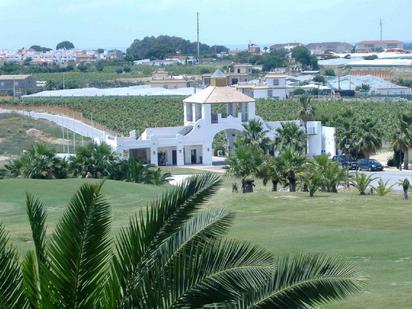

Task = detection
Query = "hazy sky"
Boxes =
[0,0,411,50]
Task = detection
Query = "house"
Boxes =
[109,70,335,165]
[202,64,252,87]
[235,73,288,99]
[270,43,302,52]
[306,42,353,55]
[0,75,37,96]
[149,68,190,89]
[355,40,404,52]
[248,43,261,54]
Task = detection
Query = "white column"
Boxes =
[150,146,158,165]
[177,145,184,166]
[202,103,211,124]
[247,101,256,119]
[202,143,213,166]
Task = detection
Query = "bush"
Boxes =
[293,88,305,95]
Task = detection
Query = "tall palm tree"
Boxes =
[257,157,282,192]
[277,146,306,192]
[297,95,316,134]
[274,122,306,154]
[354,118,382,159]
[392,113,412,170]
[241,119,270,151]
[0,175,365,308]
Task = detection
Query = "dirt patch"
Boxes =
[371,151,392,164]
[26,128,68,145]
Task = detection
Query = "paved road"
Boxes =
[352,169,412,191]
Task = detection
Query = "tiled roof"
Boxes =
[183,86,254,104]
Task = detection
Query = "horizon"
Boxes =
[0,0,411,51]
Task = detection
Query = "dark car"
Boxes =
[357,159,384,171]
[332,155,358,170]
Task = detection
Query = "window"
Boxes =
[0,82,4,87]
[237,68,240,73]
[273,79,279,86]
[268,89,273,97]
[14,81,19,86]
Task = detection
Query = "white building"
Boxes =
[109,70,335,166]
[235,73,288,99]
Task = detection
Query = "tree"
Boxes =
[274,122,306,154]
[337,118,382,159]
[5,144,67,179]
[299,162,323,197]
[324,68,336,76]
[256,50,288,71]
[351,173,377,195]
[69,142,117,178]
[257,157,282,192]
[56,41,75,50]
[297,95,316,135]
[291,46,318,69]
[392,113,412,170]
[29,45,52,52]
[240,119,270,151]
[277,146,306,192]
[0,175,364,308]
[226,141,264,193]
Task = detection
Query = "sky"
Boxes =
[0,0,411,50]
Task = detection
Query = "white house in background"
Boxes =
[109,70,335,166]
[235,73,288,99]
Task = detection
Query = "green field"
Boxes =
[0,178,412,308]
[3,97,412,139]
[0,113,91,158]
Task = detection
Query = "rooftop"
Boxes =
[0,74,32,80]
[183,85,254,104]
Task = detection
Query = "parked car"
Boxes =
[332,155,358,170]
[357,159,384,171]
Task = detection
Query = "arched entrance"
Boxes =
[212,128,242,165]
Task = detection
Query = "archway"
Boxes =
[212,128,242,165]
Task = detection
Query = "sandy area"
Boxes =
[26,128,68,145]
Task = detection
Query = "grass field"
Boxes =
[1,178,412,308]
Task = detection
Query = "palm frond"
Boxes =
[47,182,112,308]
[22,251,41,308]
[0,224,26,308]
[166,238,274,308]
[241,253,366,309]
[26,194,47,264]
[108,173,222,306]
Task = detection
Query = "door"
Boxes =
[191,149,197,164]
[172,150,177,165]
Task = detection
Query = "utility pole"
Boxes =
[197,12,200,64]
[379,18,383,41]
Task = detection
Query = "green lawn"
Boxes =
[1,178,412,308]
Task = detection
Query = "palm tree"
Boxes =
[241,119,270,152]
[257,157,282,192]
[5,144,67,179]
[226,141,264,193]
[297,95,316,134]
[392,113,412,170]
[311,155,347,193]
[274,122,306,154]
[69,142,117,178]
[0,174,365,308]
[299,162,322,197]
[350,173,378,195]
[277,146,306,192]
[353,118,382,159]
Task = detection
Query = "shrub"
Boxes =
[350,173,377,195]
[375,179,392,196]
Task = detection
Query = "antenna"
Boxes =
[197,12,200,64]
[379,18,383,41]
